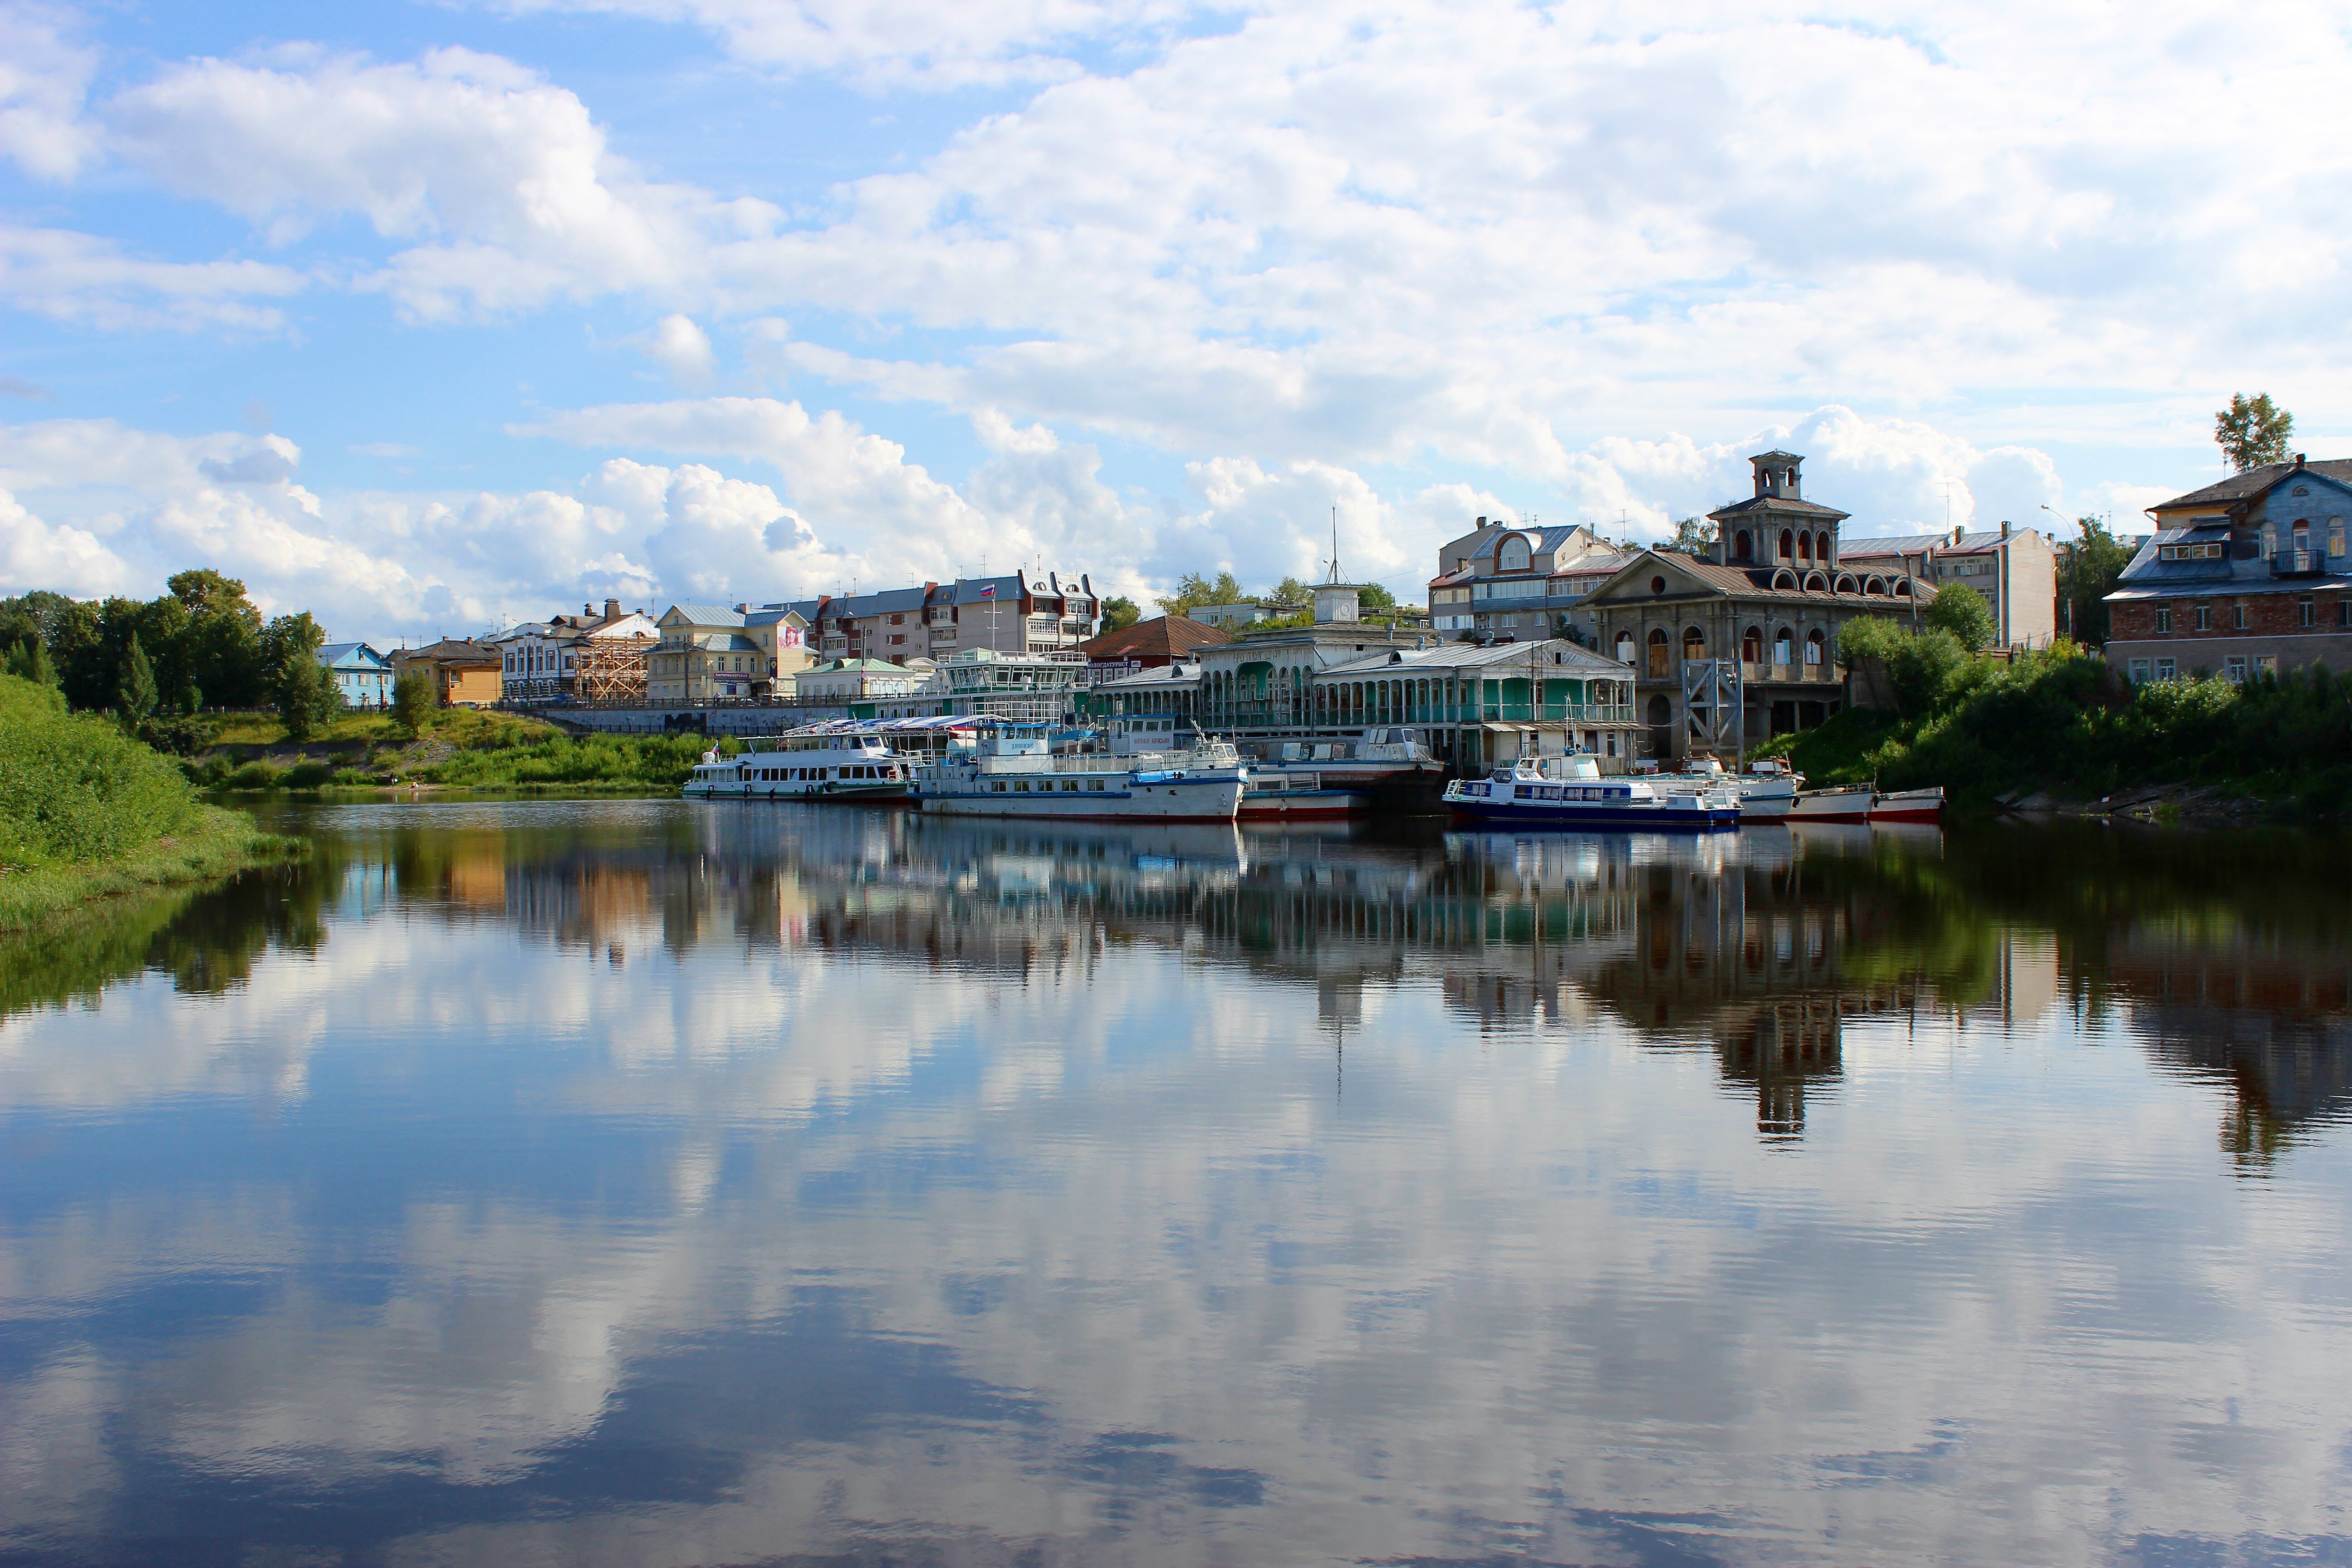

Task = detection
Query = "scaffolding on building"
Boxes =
[574,637,654,703]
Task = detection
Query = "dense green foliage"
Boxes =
[2216,392,2293,472]
[392,669,435,738]
[1099,596,1142,633]
[414,729,721,789]
[1760,636,2352,814]
[0,673,198,869]
[1,568,271,714]
[1923,581,1996,652]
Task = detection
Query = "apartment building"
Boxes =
[2105,455,2352,682]
[766,571,1099,665]
[647,603,813,704]
[1840,524,2056,648]
[499,599,662,702]
[1426,519,1627,642]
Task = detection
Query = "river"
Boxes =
[1,801,2347,1566]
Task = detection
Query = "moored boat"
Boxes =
[1867,786,1945,823]
[1786,785,1875,824]
[1662,755,1802,821]
[683,735,915,802]
[1444,754,1740,831]
[912,726,1247,822]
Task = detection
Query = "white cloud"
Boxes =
[105,48,776,322]
[641,313,715,385]
[0,1,99,179]
[0,225,304,331]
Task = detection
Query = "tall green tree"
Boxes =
[1098,596,1142,632]
[1357,582,1397,612]
[1157,570,1246,616]
[117,632,159,724]
[5,634,59,687]
[263,612,339,741]
[1263,576,1313,610]
[2055,514,2135,645]
[168,568,265,707]
[392,669,436,739]
[1924,581,1998,652]
[2216,393,2293,471]
[1671,515,1715,553]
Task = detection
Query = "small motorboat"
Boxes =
[1664,755,1801,821]
[1867,786,1945,823]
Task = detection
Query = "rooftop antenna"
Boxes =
[1327,505,1343,583]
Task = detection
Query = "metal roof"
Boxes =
[1318,637,1631,678]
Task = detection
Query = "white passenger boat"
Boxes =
[682,735,914,802]
[1662,755,1801,821]
[912,727,1247,822]
[1444,754,1740,831]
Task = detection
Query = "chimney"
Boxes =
[1475,515,1487,527]
[735,602,750,613]
[2295,452,2307,469]
[2000,520,2011,539]
[604,598,621,621]
[583,602,592,617]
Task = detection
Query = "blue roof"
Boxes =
[316,642,388,669]
[664,604,748,627]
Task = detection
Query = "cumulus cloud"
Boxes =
[641,313,715,385]
[106,48,776,321]
[0,225,304,331]
[0,1,99,179]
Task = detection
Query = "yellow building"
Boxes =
[648,604,813,703]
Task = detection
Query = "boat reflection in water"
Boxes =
[1,802,2349,1567]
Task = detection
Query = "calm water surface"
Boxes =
[2,802,2349,1567]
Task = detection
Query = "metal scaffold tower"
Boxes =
[574,639,652,703]
[1682,657,1743,757]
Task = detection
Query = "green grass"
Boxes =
[0,673,300,930]
[412,730,720,790]
[193,706,710,792]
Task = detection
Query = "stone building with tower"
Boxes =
[1580,451,1933,760]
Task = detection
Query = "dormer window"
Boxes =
[1498,534,1532,573]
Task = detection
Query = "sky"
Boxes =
[1,0,2346,646]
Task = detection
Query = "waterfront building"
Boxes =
[647,604,812,704]
[2103,455,2352,683]
[1084,661,1204,729]
[1078,613,1230,680]
[940,647,1092,724]
[501,600,662,702]
[1426,519,1627,640]
[767,571,1099,664]
[315,641,393,709]
[1581,451,1931,760]
[1841,524,2057,649]
[1313,638,1642,770]
[794,657,933,704]
[1190,583,1441,733]
[389,637,502,707]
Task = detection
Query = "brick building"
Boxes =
[2104,456,2352,683]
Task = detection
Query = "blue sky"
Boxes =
[2,0,2345,644]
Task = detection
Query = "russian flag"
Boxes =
[978,583,995,599]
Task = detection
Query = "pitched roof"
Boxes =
[395,637,500,665]
[315,642,387,667]
[665,603,748,627]
[1707,494,1851,522]
[1843,529,2026,558]
[1080,614,1233,660]
[1319,637,1631,678]
[2152,460,2352,512]
[1585,549,1933,607]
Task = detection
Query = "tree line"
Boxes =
[0,569,350,745]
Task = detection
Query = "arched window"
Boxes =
[1774,627,1794,664]
[1735,529,1753,561]
[1682,626,1707,660]
[1805,629,1825,666]
[1499,534,1532,573]
[1646,626,1670,678]
[1805,571,1830,593]
[1742,625,1763,662]
[1797,532,1813,562]
[1615,631,1636,665]
[1816,531,1833,564]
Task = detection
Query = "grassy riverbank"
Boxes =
[1753,640,2352,818]
[0,673,298,931]
[190,709,720,792]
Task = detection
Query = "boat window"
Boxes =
[1015,780,1030,791]
[992,781,1007,792]
[1088,779,1104,790]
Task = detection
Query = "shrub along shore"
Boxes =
[184,707,722,793]
[1755,629,2352,820]
[0,674,299,931]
